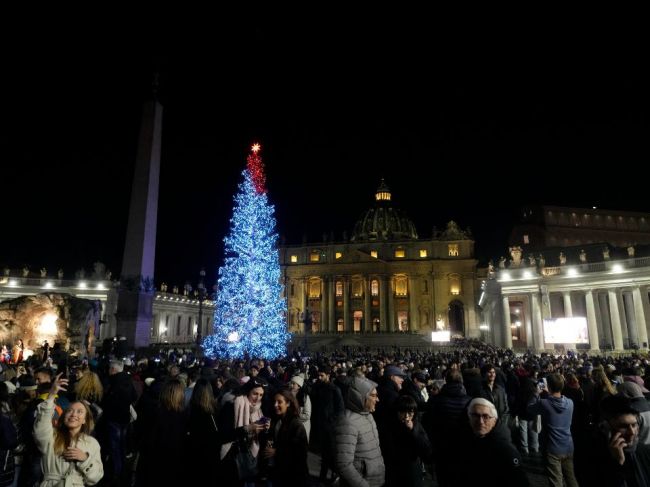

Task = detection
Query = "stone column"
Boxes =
[328,278,336,332]
[502,296,513,349]
[408,276,419,331]
[608,289,624,350]
[388,277,396,332]
[343,278,351,332]
[379,276,388,331]
[321,277,328,334]
[301,279,308,329]
[633,286,649,349]
[623,292,639,348]
[364,277,372,333]
[531,293,545,351]
[562,291,573,317]
[585,290,600,351]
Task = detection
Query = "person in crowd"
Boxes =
[592,366,617,422]
[382,395,431,487]
[72,366,103,405]
[399,372,428,417]
[375,365,407,452]
[218,377,270,486]
[263,387,308,487]
[33,374,103,486]
[335,376,385,487]
[136,378,187,485]
[289,375,312,442]
[99,359,137,486]
[187,378,220,485]
[514,371,540,456]
[34,368,69,426]
[584,394,650,485]
[479,364,510,426]
[455,398,528,487]
[310,365,344,483]
[423,369,471,487]
[528,373,579,487]
[618,381,650,445]
[0,383,18,487]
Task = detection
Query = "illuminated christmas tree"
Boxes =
[202,144,290,359]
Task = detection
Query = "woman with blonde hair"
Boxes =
[591,367,616,420]
[73,367,103,405]
[33,374,104,486]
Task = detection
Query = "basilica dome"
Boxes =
[351,180,418,242]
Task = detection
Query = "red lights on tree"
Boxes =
[247,143,266,194]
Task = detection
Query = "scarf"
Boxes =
[220,395,263,460]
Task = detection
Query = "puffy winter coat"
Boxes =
[335,377,385,487]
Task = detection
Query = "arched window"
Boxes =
[371,279,379,296]
[337,318,344,332]
[336,281,343,297]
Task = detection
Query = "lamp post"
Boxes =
[196,268,206,348]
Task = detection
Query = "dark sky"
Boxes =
[1,18,648,288]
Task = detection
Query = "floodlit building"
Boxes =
[280,181,481,349]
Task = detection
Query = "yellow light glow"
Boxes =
[290,255,298,263]
[395,249,405,258]
[420,249,427,258]
[335,252,342,259]
[251,143,261,153]
[370,250,378,258]
[38,313,58,336]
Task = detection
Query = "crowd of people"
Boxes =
[1,338,650,486]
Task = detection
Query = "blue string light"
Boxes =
[202,164,290,359]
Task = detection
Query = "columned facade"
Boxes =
[481,255,650,352]
[280,184,479,347]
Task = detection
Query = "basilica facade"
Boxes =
[279,181,481,343]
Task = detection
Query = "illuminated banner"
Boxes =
[543,317,589,344]
[431,331,451,342]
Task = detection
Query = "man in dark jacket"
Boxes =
[423,370,471,487]
[101,359,138,485]
[478,364,510,427]
[583,394,650,486]
[456,398,529,487]
[311,366,344,483]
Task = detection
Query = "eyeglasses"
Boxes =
[470,413,495,422]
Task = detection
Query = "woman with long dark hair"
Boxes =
[218,377,270,486]
[33,374,103,486]
[187,378,221,484]
[136,378,187,486]
[263,387,309,487]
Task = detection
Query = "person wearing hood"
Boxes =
[455,398,528,487]
[618,381,650,445]
[334,376,385,487]
[527,373,579,487]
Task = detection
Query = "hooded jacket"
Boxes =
[528,394,574,455]
[335,377,385,487]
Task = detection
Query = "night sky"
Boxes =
[1,19,647,289]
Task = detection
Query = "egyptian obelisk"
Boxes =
[116,77,162,349]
